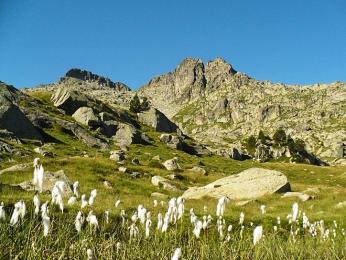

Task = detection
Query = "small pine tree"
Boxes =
[258,130,270,144]
[140,97,150,111]
[245,135,257,154]
[129,94,141,113]
[273,128,287,146]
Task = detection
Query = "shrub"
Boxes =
[273,128,287,146]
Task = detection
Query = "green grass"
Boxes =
[1,90,346,259]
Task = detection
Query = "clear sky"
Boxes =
[0,0,345,89]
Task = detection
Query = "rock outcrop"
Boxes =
[72,107,100,127]
[138,107,178,132]
[182,168,291,200]
[0,83,43,140]
[113,123,147,146]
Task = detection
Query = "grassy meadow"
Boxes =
[1,99,346,259]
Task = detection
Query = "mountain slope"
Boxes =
[138,57,346,159]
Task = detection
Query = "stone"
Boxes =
[0,163,31,175]
[131,158,140,165]
[151,175,178,191]
[51,88,94,115]
[54,117,109,149]
[168,173,184,180]
[160,134,172,143]
[281,192,314,202]
[17,170,73,195]
[188,166,207,176]
[110,150,125,162]
[150,192,169,200]
[163,158,181,171]
[130,172,142,178]
[335,201,346,209]
[137,107,178,132]
[113,123,146,146]
[182,168,291,200]
[72,107,100,127]
[103,180,112,189]
[33,147,53,157]
[152,155,161,161]
[118,167,127,173]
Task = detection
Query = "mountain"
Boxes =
[0,60,345,166]
[138,57,346,159]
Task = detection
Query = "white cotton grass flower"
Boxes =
[253,225,263,245]
[75,211,84,233]
[115,199,121,208]
[68,196,77,206]
[273,225,278,232]
[216,196,228,217]
[120,210,126,226]
[89,189,97,205]
[73,181,79,198]
[277,216,281,225]
[145,218,152,238]
[260,205,266,214]
[10,202,21,225]
[129,223,139,239]
[81,194,88,209]
[42,215,50,237]
[157,213,163,230]
[193,220,203,239]
[131,211,138,223]
[161,213,170,233]
[153,199,158,208]
[104,210,109,224]
[41,201,49,218]
[116,242,121,254]
[239,212,245,225]
[171,248,182,260]
[292,202,299,222]
[19,201,26,219]
[137,204,147,225]
[87,211,98,230]
[0,202,5,221]
[32,194,40,215]
[87,248,95,260]
[33,158,44,193]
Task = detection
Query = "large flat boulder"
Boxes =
[182,168,291,200]
[16,170,73,195]
[137,107,178,133]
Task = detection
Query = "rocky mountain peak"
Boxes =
[61,68,130,92]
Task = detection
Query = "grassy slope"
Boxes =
[0,90,345,258]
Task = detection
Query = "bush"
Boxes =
[129,94,150,113]
[273,128,287,146]
[129,94,142,113]
[245,135,257,154]
[258,130,270,144]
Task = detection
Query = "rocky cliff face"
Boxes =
[138,58,346,158]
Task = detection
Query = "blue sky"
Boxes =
[0,0,345,89]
